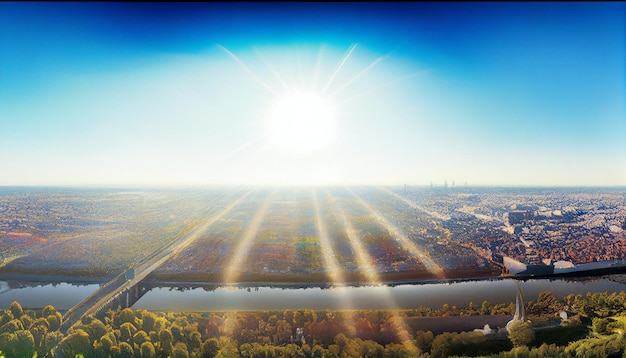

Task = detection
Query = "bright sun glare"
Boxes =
[219,43,386,168]
[268,92,336,152]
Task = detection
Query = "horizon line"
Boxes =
[1,183,625,190]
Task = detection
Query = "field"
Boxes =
[0,187,624,285]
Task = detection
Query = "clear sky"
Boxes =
[1,2,624,187]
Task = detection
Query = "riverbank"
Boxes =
[143,267,503,286]
[1,265,625,291]
[0,272,110,285]
[0,266,502,288]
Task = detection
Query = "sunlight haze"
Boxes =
[0,2,624,187]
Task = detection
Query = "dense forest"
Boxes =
[2,290,626,357]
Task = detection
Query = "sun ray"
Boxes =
[320,43,358,96]
[223,190,274,285]
[311,44,327,91]
[347,187,445,278]
[253,47,291,93]
[217,44,278,96]
[339,69,430,105]
[327,55,387,99]
[311,188,346,286]
[324,189,379,283]
[296,45,308,91]
[378,187,450,221]
[312,189,359,332]
[325,188,419,352]
[213,136,264,166]
[170,189,253,254]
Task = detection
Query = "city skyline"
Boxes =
[1,2,624,187]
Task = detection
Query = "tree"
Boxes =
[238,342,253,357]
[0,312,13,328]
[464,301,477,316]
[14,330,35,358]
[360,339,384,358]
[0,319,24,334]
[19,314,32,331]
[120,322,138,343]
[99,331,117,351]
[440,303,451,316]
[117,308,138,326]
[430,331,486,358]
[201,338,219,358]
[379,315,409,345]
[430,333,454,358]
[171,325,184,342]
[334,333,359,357]
[141,311,157,332]
[140,341,156,358]
[273,319,292,344]
[118,341,134,358]
[592,317,612,335]
[414,330,434,353]
[172,342,190,358]
[46,314,61,332]
[355,317,378,341]
[30,318,49,351]
[565,334,626,357]
[216,336,238,357]
[311,344,324,358]
[133,330,150,346]
[42,305,57,318]
[384,342,417,358]
[79,318,107,342]
[480,301,491,315]
[507,320,535,347]
[0,330,35,358]
[9,302,23,319]
[40,331,64,356]
[283,343,301,357]
[159,328,173,355]
[528,291,562,315]
[54,329,92,357]
[189,331,202,351]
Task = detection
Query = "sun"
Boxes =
[215,43,394,185]
[218,43,382,157]
[267,92,336,152]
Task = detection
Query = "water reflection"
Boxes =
[1,277,626,312]
[133,277,626,311]
[0,281,99,310]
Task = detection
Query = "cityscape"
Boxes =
[1,1,624,357]
[1,186,625,284]
[1,186,626,357]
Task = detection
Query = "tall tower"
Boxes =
[506,282,527,332]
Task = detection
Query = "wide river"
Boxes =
[2,276,626,311]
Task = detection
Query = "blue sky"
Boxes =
[1,2,624,186]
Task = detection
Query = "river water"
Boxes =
[2,276,626,311]
[0,281,99,310]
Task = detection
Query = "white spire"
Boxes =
[506,282,526,332]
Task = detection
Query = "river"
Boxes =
[2,276,626,312]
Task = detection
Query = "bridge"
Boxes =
[59,192,250,332]
[60,250,171,332]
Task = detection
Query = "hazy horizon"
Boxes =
[1,184,626,191]
[1,2,624,187]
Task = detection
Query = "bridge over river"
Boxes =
[58,194,249,332]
